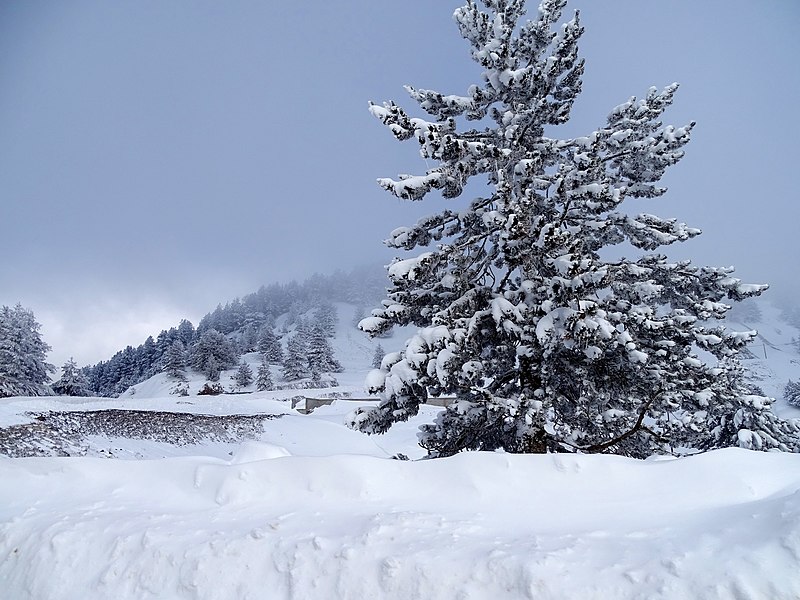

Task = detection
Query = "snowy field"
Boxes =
[2,301,800,598]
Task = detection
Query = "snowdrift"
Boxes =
[2,447,799,599]
[2,300,800,598]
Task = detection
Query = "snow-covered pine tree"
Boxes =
[306,325,343,374]
[314,301,338,337]
[256,357,274,391]
[52,357,90,396]
[282,334,309,381]
[0,304,54,397]
[162,340,187,380]
[190,329,237,380]
[257,326,284,364]
[176,319,196,347]
[350,0,800,457]
[205,356,221,382]
[785,381,800,408]
[310,366,322,388]
[233,360,254,389]
[727,298,763,325]
[372,343,385,370]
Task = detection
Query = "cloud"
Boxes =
[35,295,197,370]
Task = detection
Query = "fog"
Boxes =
[1,0,797,368]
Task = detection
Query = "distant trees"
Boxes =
[176,319,196,347]
[52,358,90,396]
[162,341,187,380]
[0,304,54,397]
[256,357,274,391]
[315,301,338,337]
[233,360,254,389]
[352,306,366,329]
[85,319,197,396]
[306,326,342,374]
[239,324,260,354]
[372,344,385,370]
[281,305,344,384]
[283,335,309,381]
[81,271,375,396]
[785,381,800,408]
[257,326,284,364]
[191,329,238,381]
[727,299,763,324]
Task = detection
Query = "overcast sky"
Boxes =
[1,0,798,369]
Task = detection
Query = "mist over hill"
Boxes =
[81,265,390,397]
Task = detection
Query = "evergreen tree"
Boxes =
[240,324,259,353]
[139,336,158,378]
[162,340,187,380]
[727,299,763,324]
[372,343,385,370]
[282,334,309,381]
[190,329,237,380]
[315,301,338,337]
[52,357,90,397]
[306,325,343,373]
[233,360,254,389]
[349,0,800,457]
[205,356,221,382]
[0,304,54,397]
[785,381,800,408]
[294,316,313,343]
[177,319,196,346]
[256,357,274,391]
[310,365,322,388]
[257,326,284,364]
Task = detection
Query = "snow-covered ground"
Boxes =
[1,300,800,598]
[728,302,800,420]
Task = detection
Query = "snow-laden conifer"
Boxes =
[306,326,343,374]
[314,301,338,338]
[257,326,284,364]
[282,335,309,381]
[190,329,237,380]
[0,304,54,397]
[233,360,254,389]
[785,381,800,408]
[162,341,187,380]
[52,358,90,397]
[256,357,274,391]
[372,344,385,370]
[350,0,800,457]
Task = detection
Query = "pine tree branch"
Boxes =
[495,269,514,294]
[582,391,662,453]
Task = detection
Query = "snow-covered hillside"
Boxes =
[117,302,408,401]
[727,302,800,419]
[1,300,800,598]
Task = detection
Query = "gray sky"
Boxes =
[1,0,798,369]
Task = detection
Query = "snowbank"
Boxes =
[2,299,800,598]
[1,448,799,599]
